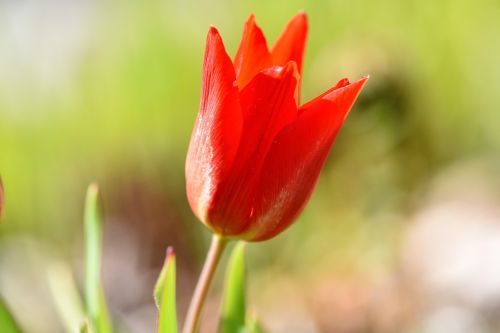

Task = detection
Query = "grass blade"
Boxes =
[0,176,4,220]
[245,311,267,333]
[218,242,246,333]
[80,320,93,333]
[84,183,112,333]
[156,247,178,333]
[0,296,22,333]
[46,262,86,333]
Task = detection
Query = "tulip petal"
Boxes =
[244,76,368,241]
[233,15,272,90]
[186,27,242,223]
[207,62,299,235]
[238,61,299,155]
[271,12,308,73]
[299,77,353,112]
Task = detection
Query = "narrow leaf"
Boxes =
[218,242,246,333]
[97,289,112,333]
[0,175,4,220]
[245,311,267,333]
[84,183,113,333]
[157,248,178,333]
[80,320,93,333]
[46,262,86,333]
[154,247,173,309]
[0,297,22,333]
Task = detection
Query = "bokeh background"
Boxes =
[2,0,500,332]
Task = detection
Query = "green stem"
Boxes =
[182,234,228,333]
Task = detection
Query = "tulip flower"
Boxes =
[183,14,367,332]
[186,13,368,242]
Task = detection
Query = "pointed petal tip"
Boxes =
[208,25,221,37]
[244,13,267,39]
[260,60,299,81]
[336,75,369,88]
[287,61,301,84]
[292,11,308,34]
[294,11,308,24]
[244,14,259,30]
[206,26,229,54]
[246,13,263,33]
[335,78,351,88]
[277,60,300,82]
[300,75,369,110]
[283,60,299,74]
[335,75,369,95]
[353,75,370,88]
[270,12,308,71]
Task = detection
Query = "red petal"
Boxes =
[237,61,299,170]
[207,62,299,235]
[233,15,272,90]
[271,12,308,73]
[300,76,367,114]
[243,76,368,241]
[185,27,242,225]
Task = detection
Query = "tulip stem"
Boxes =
[182,234,228,333]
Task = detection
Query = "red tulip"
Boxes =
[186,13,368,241]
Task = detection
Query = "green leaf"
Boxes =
[46,262,86,333]
[157,248,178,333]
[245,311,267,333]
[218,242,246,333]
[0,296,22,333]
[80,320,93,333]
[84,183,113,333]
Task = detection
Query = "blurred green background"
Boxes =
[2,0,500,332]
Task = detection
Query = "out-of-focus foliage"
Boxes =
[1,0,500,332]
[156,248,178,333]
[0,297,22,333]
[219,242,246,333]
[84,184,112,333]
